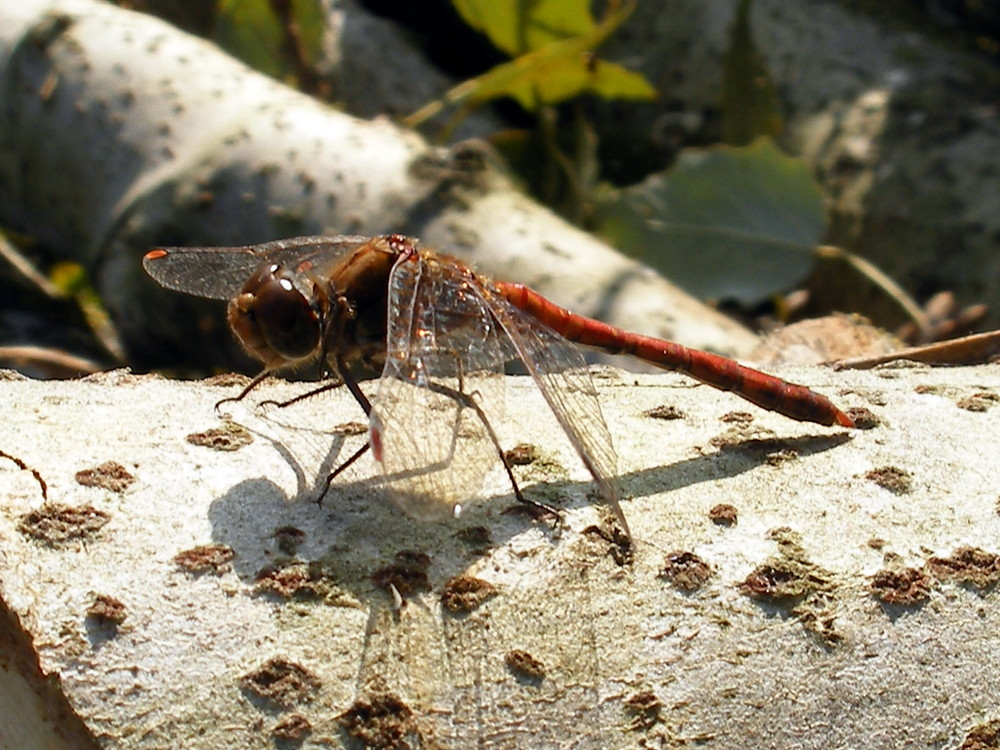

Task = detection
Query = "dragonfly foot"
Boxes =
[504,495,566,535]
[258,397,289,410]
[583,524,633,564]
[213,395,240,413]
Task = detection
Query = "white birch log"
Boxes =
[1,362,998,749]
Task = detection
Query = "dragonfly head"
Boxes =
[227,261,324,367]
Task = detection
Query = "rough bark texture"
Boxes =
[1,363,999,749]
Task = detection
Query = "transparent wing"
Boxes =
[371,251,511,520]
[483,285,627,535]
[143,235,371,300]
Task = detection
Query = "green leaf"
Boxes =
[291,0,325,68]
[49,262,125,362]
[214,0,324,82]
[215,0,285,79]
[438,3,654,112]
[452,0,596,56]
[594,139,825,304]
[585,60,659,100]
[467,45,655,109]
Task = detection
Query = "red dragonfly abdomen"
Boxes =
[498,282,854,428]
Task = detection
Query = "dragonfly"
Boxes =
[144,234,853,538]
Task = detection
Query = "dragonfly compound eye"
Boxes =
[228,265,321,364]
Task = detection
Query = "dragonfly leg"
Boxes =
[317,440,371,505]
[314,358,376,503]
[0,449,48,501]
[215,368,274,412]
[337,355,373,416]
[426,379,565,531]
[251,355,371,416]
[258,377,345,410]
[263,357,372,503]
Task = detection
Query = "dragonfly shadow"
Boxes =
[618,432,854,499]
[226,401,357,500]
[202,468,551,612]
[202,406,850,610]
[509,431,853,523]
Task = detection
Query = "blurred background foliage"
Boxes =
[110,0,834,311]
[3,0,996,376]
